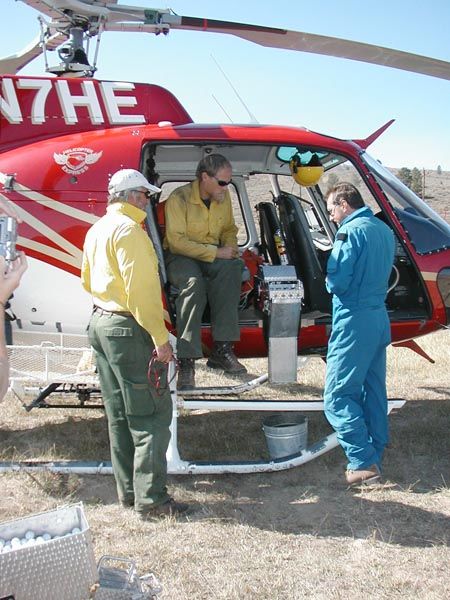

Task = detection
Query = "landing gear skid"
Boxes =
[2,371,406,475]
[168,386,405,473]
[22,383,102,411]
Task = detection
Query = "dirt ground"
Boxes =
[0,331,449,599]
[1,170,449,597]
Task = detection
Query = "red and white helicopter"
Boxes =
[0,0,449,475]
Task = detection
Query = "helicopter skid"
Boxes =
[175,373,269,397]
[0,399,405,475]
[166,398,404,474]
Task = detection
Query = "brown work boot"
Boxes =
[206,342,247,374]
[119,497,134,508]
[345,464,381,486]
[177,358,195,390]
[138,497,190,520]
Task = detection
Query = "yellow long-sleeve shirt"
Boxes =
[163,180,238,263]
[81,202,169,347]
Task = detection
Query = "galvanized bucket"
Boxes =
[262,413,308,459]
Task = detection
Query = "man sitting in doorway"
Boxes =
[164,154,246,390]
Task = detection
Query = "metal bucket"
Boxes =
[262,413,308,459]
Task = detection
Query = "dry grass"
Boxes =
[0,330,449,599]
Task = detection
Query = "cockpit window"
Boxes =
[277,157,381,216]
[276,146,346,171]
[363,152,450,254]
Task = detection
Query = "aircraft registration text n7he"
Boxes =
[0,77,145,126]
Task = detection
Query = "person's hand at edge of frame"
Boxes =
[0,252,28,304]
[0,197,22,223]
[154,340,173,364]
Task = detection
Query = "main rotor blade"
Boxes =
[0,32,65,74]
[167,17,450,81]
[19,0,112,19]
[10,2,450,81]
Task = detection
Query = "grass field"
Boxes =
[0,329,449,599]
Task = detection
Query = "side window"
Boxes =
[159,181,190,203]
[246,174,276,210]
[278,161,382,215]
[318,163,380,214]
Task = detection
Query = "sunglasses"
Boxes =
[136,189,154,199]
[212,175,232,187]
[327,201,343,215]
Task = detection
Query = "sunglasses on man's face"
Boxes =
[212,175,232,187]
[136,189,154,199]
[327,200,344,215]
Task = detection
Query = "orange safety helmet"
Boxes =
[289,153,324,187]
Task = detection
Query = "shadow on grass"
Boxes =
[1,399,448,549]
[2,399,447,485]
[176,399,449,488]
[179,476,450,548]
[0,412,110,460]
[417,385,450,398]
[172,399,450,548]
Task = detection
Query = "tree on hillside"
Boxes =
[397,167,424,197]
[398,167,412,188]
[325,172,339,189]
[411,167,423,196]
[437,165,442,175]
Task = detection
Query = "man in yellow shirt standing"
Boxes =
[164,154,246,390]
[81,169,188,518]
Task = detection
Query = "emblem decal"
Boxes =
[53,147,103,175]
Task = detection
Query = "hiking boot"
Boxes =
[119,497,134,508]
[345,464,381,486]
[138,497,190,520]
[206,342,247,374]
[177,358,195,390]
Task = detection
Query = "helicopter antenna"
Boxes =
[212,94,234,123]
[210,54,259,124]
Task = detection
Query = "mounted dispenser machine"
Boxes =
[255,265,303,383]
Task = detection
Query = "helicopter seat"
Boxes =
[155,200,167,240]
[276,193,331,314]
[256,201,283,265]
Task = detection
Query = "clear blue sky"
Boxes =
[1,0,449,169]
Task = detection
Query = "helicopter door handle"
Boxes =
[387,264,400,294]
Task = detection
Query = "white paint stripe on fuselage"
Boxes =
[0,172,98,224]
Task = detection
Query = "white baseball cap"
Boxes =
[108,169,161,194]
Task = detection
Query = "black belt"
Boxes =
[93,306,133,317]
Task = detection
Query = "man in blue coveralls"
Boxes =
[324,182,395,486]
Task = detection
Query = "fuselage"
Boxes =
[1,75,449,356]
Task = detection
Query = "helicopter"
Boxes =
[0,0,449,476]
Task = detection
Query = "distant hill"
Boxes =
[390,168,450,222]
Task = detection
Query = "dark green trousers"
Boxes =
[166,254,243,359]
[88,310,172,511]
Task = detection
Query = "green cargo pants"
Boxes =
[165,254,243,359]
[88,309,172,512]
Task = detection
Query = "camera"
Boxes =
[0,216,18,265]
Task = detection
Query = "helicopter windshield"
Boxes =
[362,153,450,255]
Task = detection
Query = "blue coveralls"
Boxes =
[324,206,395,471]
